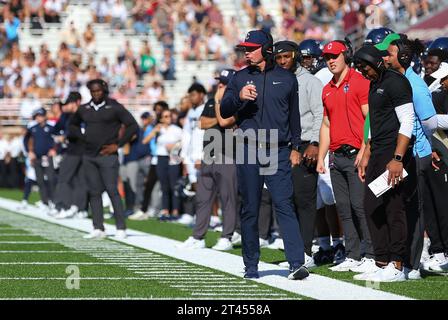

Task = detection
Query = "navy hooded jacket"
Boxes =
[220,64,301,149]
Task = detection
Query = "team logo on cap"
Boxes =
[327,43,333,50]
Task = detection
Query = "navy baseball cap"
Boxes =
[238,30,270,48]
[140,111,152,119]
[32,107,47,119]
[214,69,236,85]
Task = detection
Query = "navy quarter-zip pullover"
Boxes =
[25,121,55,158]
[220,64,301,149]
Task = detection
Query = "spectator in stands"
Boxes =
[131,0,150,34]
[141,80,166,105]
[98,57,112,80]
[90,0,111,24]
[82,23,96,56]
[205,29,226,61]
[110,0,128,30]
[258,13,275,34]
[4,10,20,47]
[8,0,25,22]
[160,47,175,80]
[206,0,223,32]
[25,0,44,22]
[139,40,156,76]
[44,0,63,23]
[61,21,80,51]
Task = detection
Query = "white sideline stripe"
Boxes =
[0,234,40,236]
[0,241,55,244]
[0,277,159,281]
[0,262,187,266]
[0,198,413,300]
[0,251,80,253]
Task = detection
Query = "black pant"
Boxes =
[34,157,56,205]
[83,154,126,231]
[364,149,414,263]
[141,164,158,212]
[405,154,431,270]
[54,154,83,210]
[424,160,448,254]
[292,163,318,256]
[155,156,181,212]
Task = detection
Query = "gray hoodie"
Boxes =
[295,67,324,143]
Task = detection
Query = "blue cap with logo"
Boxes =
[215,69,236,85]
[32,107,47,119]
[238,30,270,47]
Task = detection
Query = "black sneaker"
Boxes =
[288,266,309,280]
[333,243,346,265]
[244,267,259,279]
[313,247,334,265]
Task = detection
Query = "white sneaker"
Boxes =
[115,230,127,239]
[177,214,195,225]
[128,210,149,221]
[76,211,88,219]
[209,215,221,228]
[329,258,361,272]
[353,266,383,281]
[178,236,205,249]
[104,213,113,219]
[212,238,233,251]
[83,229,107,239]
[369,262,406,282]
[146,208,157,218]
[423,253,448,271]
[17,200,29,210]
[304,254,316,268]
[350,257,378,273]
[404,268,422,280]
[213,225,223,232]
[266,238,284,250]
[259,238,269,248]
[231,232,241,246]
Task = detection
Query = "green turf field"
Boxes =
[0,207,305,299]
[1,188,447,300]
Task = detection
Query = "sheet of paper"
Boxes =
[368,169,408,198]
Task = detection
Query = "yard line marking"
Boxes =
[170,284,260,288]
[0,241,55,244]
[0,262,193,266]
[191,293,286,296]
[0,198,414,300]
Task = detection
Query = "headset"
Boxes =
[391,35,413,69]
[87,78,109,95]
[260,30,274,59]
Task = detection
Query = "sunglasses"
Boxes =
[162,114,171,118]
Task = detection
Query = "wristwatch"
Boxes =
[393,154,403,162]
[310,141,319,147]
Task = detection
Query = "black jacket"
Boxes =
[69,98,138,156]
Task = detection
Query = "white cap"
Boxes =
[431,62,448,79]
